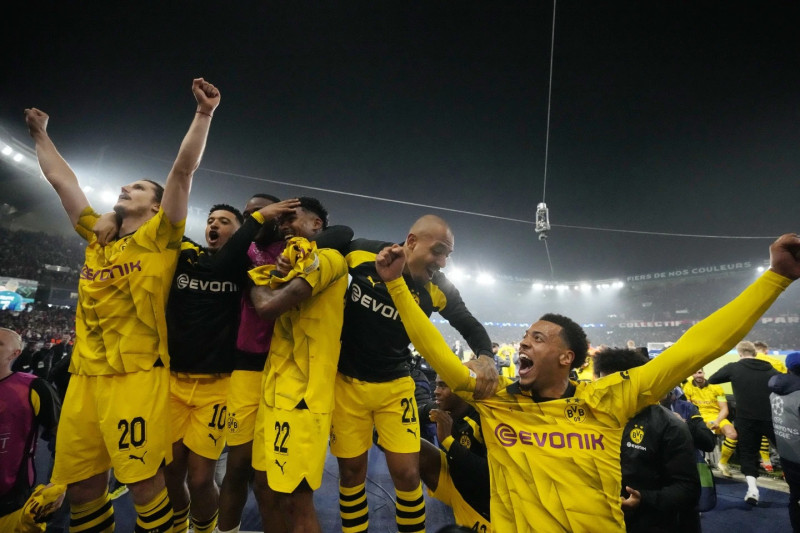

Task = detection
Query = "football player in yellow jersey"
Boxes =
[754,341,787,373]
[683,368,739,476]
[248,197,349,533]
[24,77,220,533]
[497,344,517,379]
[374,234,800,532]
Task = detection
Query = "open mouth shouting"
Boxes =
[207,229,220,247]
[518,353,534,378]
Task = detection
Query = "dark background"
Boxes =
[2,1,798,282]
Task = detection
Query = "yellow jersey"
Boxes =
[682,381,727,423]
[252,248,348,413]
[386,270,790,532]
[756,352,787,373]
[71,207,184,375]
[498,344,517,379]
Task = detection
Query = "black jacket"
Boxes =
[709,358,779,421]
[621,405,701,533]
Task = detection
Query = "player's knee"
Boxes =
[338,458,368,485]
[67,473,109,505]
[187,466,216,494]
[389,464,420,489]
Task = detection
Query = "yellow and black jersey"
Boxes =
[167,213,265,373]
[386,270,790,532]
[339,238,491,382]
[441,407,490,520]
[682,381,726,423]
[756,352,787,373]
[258,248,349,413]
[71,206,183,375]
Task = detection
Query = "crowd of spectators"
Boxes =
[1,225,798,359]
[0,226,85,284]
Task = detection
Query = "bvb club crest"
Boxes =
[410,289,421,305]
[564,400,586,423]
[459,434,472,449]
[629,424,645,444]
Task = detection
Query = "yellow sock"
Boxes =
[133,487,173,533]
[395,484,425,533]
[720,437,737,464]
[69,490,114,533]
[172,504,190,533]
[339,483,369,533]
[760,437,772,465]
[192,509,218,533]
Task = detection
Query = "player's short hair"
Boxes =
[251,193,281,203]
[297,197,329,229]
[753,341,768,352]
[539,313,589,370]
[142,180,165,203]
[209,203,244,225]
[593,347,649,378]
[737,341,756,357]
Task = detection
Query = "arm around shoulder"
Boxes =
[250,277,312,320]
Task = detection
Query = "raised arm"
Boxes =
[161,78,221,224]
[633,233,800,406]
[377,245,484,394]
[24,108,90,227]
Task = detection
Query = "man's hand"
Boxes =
[274,255,292,277]
[193,78,221,114]
[465,354,499,400]
[430,408,454,445]
[709,420,721,431]
[769,233,800,281]
[24,108,49,137]
[620,486,642,512]
[92,212,120,246]
[375,244,406,282]
[258,198,301,222]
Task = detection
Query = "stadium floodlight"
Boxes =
[445,267,468,283]
[1,145,12,156]
[612,281,625,289]
[476,272,496,286]
[100,190,118,205]
[12,153,24,162]
[556,284,568,291]
[82,185,94,193]
[579,283,591,292]
[756,266,765,273]
[532,282,544,290]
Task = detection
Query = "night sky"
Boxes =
[2,2,798,282]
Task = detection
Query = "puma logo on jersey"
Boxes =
[406,428,417,438]
[275,459,287,474]
[367,275,383,288]
[208,433,220,445]
[129,451,148,464]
